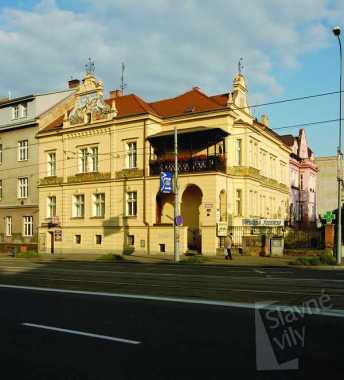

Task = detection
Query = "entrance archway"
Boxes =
[181,184,202,251]
[156,193,174,224]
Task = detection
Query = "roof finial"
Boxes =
[120,62,127,94]
[85,57,95,75]
[238,57,244,74]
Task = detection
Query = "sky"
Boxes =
[0,0,343,156]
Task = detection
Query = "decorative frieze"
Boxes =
[115,169,144,179]
[39,177,63,186]
[67,172,111,183]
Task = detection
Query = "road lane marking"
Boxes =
[1,284,344,318]
[22,323,141,345]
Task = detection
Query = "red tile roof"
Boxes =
[279,134,295,147]
[149,88,226,117]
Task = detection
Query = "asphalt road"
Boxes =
[0,260,343,379]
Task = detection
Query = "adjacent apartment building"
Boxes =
[280,129,318,226]
[0,88,74,251]
[37,68,290,256]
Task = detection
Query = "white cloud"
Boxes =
[0,0,334,102]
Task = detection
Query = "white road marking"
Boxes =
[1,284,344,318]
[22,323,141,345]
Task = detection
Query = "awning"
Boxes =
[147,126,229,141]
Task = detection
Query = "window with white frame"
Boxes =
[235,139,242,166]
[127,191,137,216]
[47,152,56,177]
[12,105,20,120]
[73,194,85,217]
[47,196,56,218]
[126,142,137,169]
[23,216,33,236]
[0,144,3,164]
[90,147,98,172]
[18,140,28,161]
[5,216,12,236]
[79,148,88,173]
[93,193,105,217]
[78,146,98,173]
[20,103,27,118]
[235,189,242,216]
[18,177,28,198]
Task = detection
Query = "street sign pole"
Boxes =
[174,124,180,263]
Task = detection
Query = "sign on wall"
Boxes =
[160,172,173,193]
[242,219,284,227]
[217,222,228,236]
[54,230,63,242]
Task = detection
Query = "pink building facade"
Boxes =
[280,129,318,227]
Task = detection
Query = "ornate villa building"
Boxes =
[280,129,318,227]
[37,66,290,256]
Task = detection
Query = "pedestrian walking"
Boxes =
[224,233,233,260]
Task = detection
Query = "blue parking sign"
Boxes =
[160,172,173,193]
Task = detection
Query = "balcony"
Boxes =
[150,154,226,176]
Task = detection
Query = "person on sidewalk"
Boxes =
[224,233,233,260]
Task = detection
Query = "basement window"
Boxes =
[75,235,81,244]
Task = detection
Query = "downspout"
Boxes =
[143,119,150,255]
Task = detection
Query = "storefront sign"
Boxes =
[160,172,173,193]
[242,219,284,227]
[217,222,228,236]
[54,230,63,241]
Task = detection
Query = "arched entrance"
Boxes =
[156,193,174,224]
[181,185,202,251]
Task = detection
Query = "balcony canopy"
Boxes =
[147,126,229,142]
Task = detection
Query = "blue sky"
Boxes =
[0,0,343,156]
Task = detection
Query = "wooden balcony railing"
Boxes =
[149,154,226,175]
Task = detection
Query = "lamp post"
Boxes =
[174,124,180,263]
[333,26,343,265]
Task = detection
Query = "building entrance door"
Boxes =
[181,185,202,252]
[49,231,54,254]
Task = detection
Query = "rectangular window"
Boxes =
[127,142,137,169]
[20,103,27,118]
[235,139,242,166]
[73,194,85,217]
[18,140,28,161]
[127,234,135,246]
[0,144,3,164]
[47,196,56,218]
[127,191,137,216]
[300,174,304,190]
[47,152,56,177]
[93,193,105,217]
[18,177,28,198]
[79,148,88,173]
[12,105,19,120]
[90,147,98,172]
[5,216,12,236]
[0,179,2,200]
[95,235,102,245]
[23,216,33,237]
[75,234,81,244]
[235,189,242,217]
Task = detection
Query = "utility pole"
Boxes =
[174,124,180,263]
[333,26,343,265]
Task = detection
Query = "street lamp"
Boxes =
[333,25,342,265]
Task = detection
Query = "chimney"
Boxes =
[260,114,269,127]
[192,86,200,91]
[68,79,80,89]
[109,89,123,98]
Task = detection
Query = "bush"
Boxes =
[15,250,40,258]
[319,253,337,265]
[97,253,125,262]
[180,256,206,264]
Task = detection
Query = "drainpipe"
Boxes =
[143,119,150,255]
